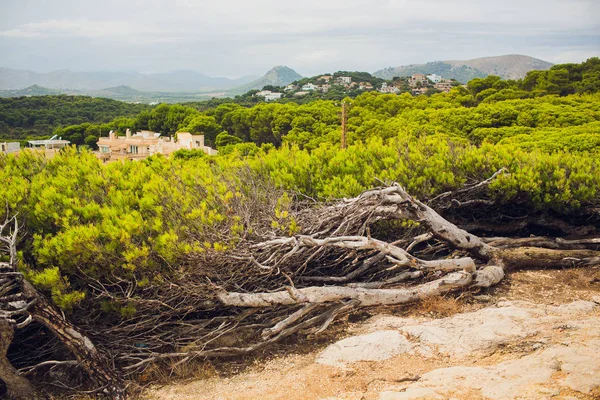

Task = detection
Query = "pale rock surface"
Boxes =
[318,300,599,364]
[316,300,600,399]
[379,342,600,399]
[316,330,413,367]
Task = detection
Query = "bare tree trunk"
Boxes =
[21,281,126,399]
[220,184,600,309]
[0,320,44,400]
[1,217,126,399]
[218,272,472,307]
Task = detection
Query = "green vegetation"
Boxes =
[468,57,600,102]
[0,95,151,143]
[1,58,600,313]
[2,59,600,398]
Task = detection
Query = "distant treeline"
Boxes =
[0,95,151,142]
[1,58,599,150]
[466,57,600,101]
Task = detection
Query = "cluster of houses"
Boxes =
[1,130,218,162]
[255,75,370,99]
[379,74,454,95]
[407,74,454,95]
[96,129,217,162]
[253,73,455,101]
[295,75,372,95]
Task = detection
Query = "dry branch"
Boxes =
[0,217,126,399]
[218,272,473,307]
[4,173,600,394]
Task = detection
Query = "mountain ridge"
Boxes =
[228,66,303,95]
[0,67,258,92]
[0,55,558,101]
[373,54,553,83]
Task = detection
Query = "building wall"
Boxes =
[96,130,217,162]
[1,142,20,154]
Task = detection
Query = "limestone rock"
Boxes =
[316,330,413,367]
[379,342,600,399]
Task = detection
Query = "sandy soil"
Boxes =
[143,266,600,400]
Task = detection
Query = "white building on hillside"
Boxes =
[27,135,71,158]
[264,92,283,101]
[426,74,442,83]
[380,82,400,94]
[255,90,273,97]
[302,83,317,91]
[28,135,70,150]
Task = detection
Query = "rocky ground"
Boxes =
[144,267,600,400]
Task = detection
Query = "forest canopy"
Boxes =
[0,95,150,142]
[1,57,600,399]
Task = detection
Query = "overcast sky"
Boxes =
[1,0,599,77]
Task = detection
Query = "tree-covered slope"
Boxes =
[0,95,151,140]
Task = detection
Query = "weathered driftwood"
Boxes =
[111,181,600,374]
[218,272,473,307]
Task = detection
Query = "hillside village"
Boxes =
[251,72,459,102]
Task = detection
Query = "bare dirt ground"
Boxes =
[143,266,600,400]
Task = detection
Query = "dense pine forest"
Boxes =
[1,58,600,399]
[0,95,150,143]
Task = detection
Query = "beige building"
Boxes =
[1,142,20,155]
[96,129,217,162]
[408,74,429,88]
[411,87,429,96]
[434,81,453,93]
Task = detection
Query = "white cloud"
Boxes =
[0,19,145,38]
[0,0,598,74]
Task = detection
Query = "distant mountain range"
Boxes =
[373,55,553,83]
[0,67,259,92]
[0,84,231,103]
[0,85,64,97]
[0,65,305,102]
[0,55,555,102]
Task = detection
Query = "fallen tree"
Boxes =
[2,172,600,397]
[0,217,125,399]
[87,174,600,378]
